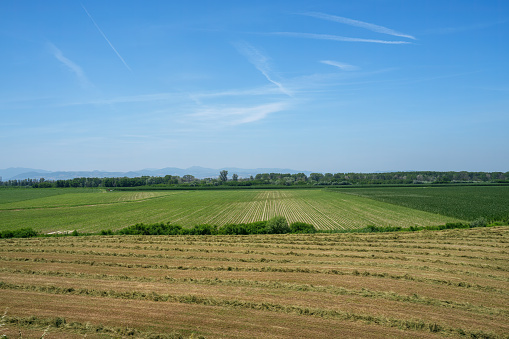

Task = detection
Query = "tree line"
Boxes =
[1,170,508,188]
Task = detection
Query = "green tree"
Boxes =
[309,173,324,182]
[183,174,195,183]
[219,170,228,182]
[290,222,316,234]
[266,216,290,234]
[232,173,239,181]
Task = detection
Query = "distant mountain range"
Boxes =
[0,167,313,181]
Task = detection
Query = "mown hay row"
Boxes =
[1,267,507,317]
[0,280,505,338]
[1,227,508,338]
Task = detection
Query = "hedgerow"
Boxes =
[322,220,500,234]
[0,228,38,239]
[113,217,311,236]
[0,217,505,239]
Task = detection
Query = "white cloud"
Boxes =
[234,41,292,96]
[189,102,289,125]
[320,60,359,71]
[270,32,411,44]
[48,43,90,87]
[302,12,416,40]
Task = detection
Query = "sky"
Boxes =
[1,0,508,173]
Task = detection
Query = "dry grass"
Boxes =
[0,227,508,338]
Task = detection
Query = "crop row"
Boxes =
[341,186,509,221]
[0,189,463,232]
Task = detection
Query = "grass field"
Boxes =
[338,186,509,221]
[0,188,470,233]
[0,227,508,338]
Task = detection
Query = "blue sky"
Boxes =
[1,0,508,173]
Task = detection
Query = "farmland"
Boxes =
[339,186,509,221]
[0,186,508,338]
[1,227,508,338]
[1,186,498,233]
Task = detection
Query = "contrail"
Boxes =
[81,4,132,71]
[302,12,416,40]
[271,32,411,44]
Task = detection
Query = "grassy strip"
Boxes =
[1,314,200,339]
[4,244,507,276]
[2,267,506,317]
[9,235,507,256]
[4,243,507,264]
[2,244,508,280]
[0,281,500,338]
[0,256,504,294]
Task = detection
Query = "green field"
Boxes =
[338,186,509,221]
[2,186,505,233]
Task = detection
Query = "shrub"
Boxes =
[363,225,402,233]
[184,224,218,235]
[0,228,38,239]
[53,317,66,328]
[117,222,183,235]
[290,222,316,234]
[218,223,249,235]
[470,217,488,228]
[444,222,469,229]
[266,216,290,234]
[245,221,268,234]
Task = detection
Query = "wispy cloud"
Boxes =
[302,12,416,40]
[48,43,90,87]
[54,87,283,108]
[81,4,132,71]
[320,60,359,71]
[270,32,411,44]
[234,41,292,96]
[189,102,289,125]
[190,86,286,102]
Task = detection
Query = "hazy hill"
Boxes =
[0,167,312,181]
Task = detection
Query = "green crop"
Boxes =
[337,186,509,221]
[0,188,465,233]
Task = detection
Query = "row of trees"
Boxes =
[1,171,508,188]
